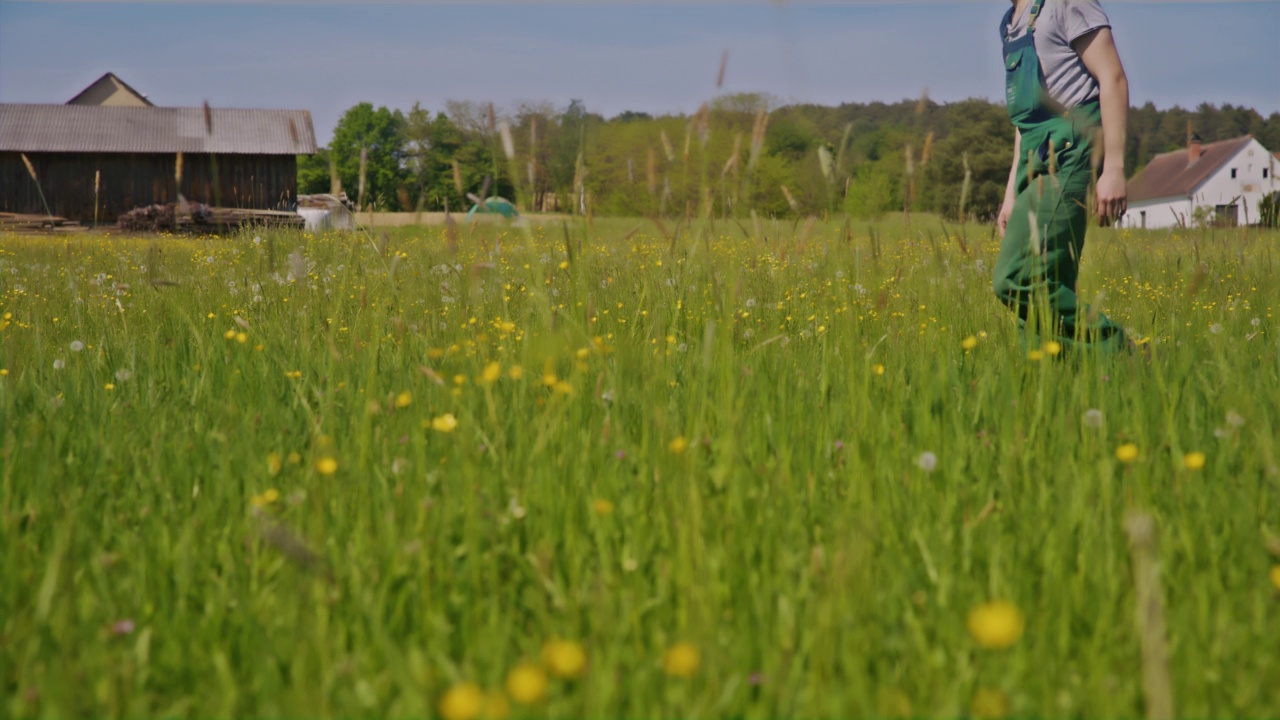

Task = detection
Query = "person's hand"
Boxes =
[1096,169,1126,226]
[998,196,1015,237]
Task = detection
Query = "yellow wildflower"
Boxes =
[593,499,615,516]
[1183,451,1205,471]
[508,365,524,380]
[287,451,302,465]
[315,457,338,475]
[438,682,485,720]
[661,642,701,678]
[480,362,502,385]
[482,692,509,720]
[877,687,914,718]
[967,600,1024,650]
[250,488,280,509]
[224,329,236,340]
[431,413,459,433]
[267,452,282,475]
[971,688,1010,719]
[235,332,248,344]
[872,363,885,376]
[1270,565,1280,591]
[542,639,586,679]
[1115,443,1139,463]
[1028,350,1045,362]
[669,436,689,454]
[104,383,115,391]
[395,391,413,409]
[961,336,978,351]
[505,664,548,704]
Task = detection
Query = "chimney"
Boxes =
[1189,134,1203,164]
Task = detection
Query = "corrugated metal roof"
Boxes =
[0,104,317,155]
[1128,136,1251,203]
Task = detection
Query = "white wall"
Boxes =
[1123,138,1279,229]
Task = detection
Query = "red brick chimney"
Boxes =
[1189,134,1203,164]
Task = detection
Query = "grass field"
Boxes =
[2,217,1279,718]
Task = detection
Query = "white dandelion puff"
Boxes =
[915,451,938,473]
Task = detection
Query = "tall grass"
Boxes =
[1,217,1277,717]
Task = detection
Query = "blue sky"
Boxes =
[2,1,1277,144]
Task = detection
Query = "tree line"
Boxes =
[298,95,1280,222]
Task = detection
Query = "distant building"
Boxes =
[0,73,316,223]
[1124,135,1279,229]
[66,72,154,108]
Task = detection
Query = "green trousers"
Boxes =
[991,124,1127,352]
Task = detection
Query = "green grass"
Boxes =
[1,217,1278,718]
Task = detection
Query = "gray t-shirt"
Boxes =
[1005,0,1111,108]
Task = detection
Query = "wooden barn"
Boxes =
[0,73,316,224]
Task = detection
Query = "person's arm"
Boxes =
[998,130,1021,236]
[1075,26,1128,225]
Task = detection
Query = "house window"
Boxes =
[1230,168,1238,179]
[1265,168,1271,179]
[1214,204,1239,227]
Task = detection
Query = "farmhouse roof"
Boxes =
[1128,136,1252,203]
[0,104,317,155]
[67,72,154,107]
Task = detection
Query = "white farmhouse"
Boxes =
[1124,135,1279,229]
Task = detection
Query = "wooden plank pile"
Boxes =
[117,202,304,233]
[0,212,86,233]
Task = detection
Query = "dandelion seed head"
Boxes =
[915,451,937,473]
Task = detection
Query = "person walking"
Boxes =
[992,0,1130,352]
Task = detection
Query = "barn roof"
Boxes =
[0,104,317,155]
[1128,136,1252,203]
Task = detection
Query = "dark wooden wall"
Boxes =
[0,152,298,223]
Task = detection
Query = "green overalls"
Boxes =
[992,0,1126,351]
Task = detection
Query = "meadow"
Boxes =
[1,216,1278,718]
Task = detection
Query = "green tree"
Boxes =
[297,147,334,196]
[328,102,409,211]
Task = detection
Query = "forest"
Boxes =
[298,95,1280,222]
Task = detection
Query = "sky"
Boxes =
[2,0,1278,145]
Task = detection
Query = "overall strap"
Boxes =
[999,5,1016,40]
[1026,0,1046,32]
